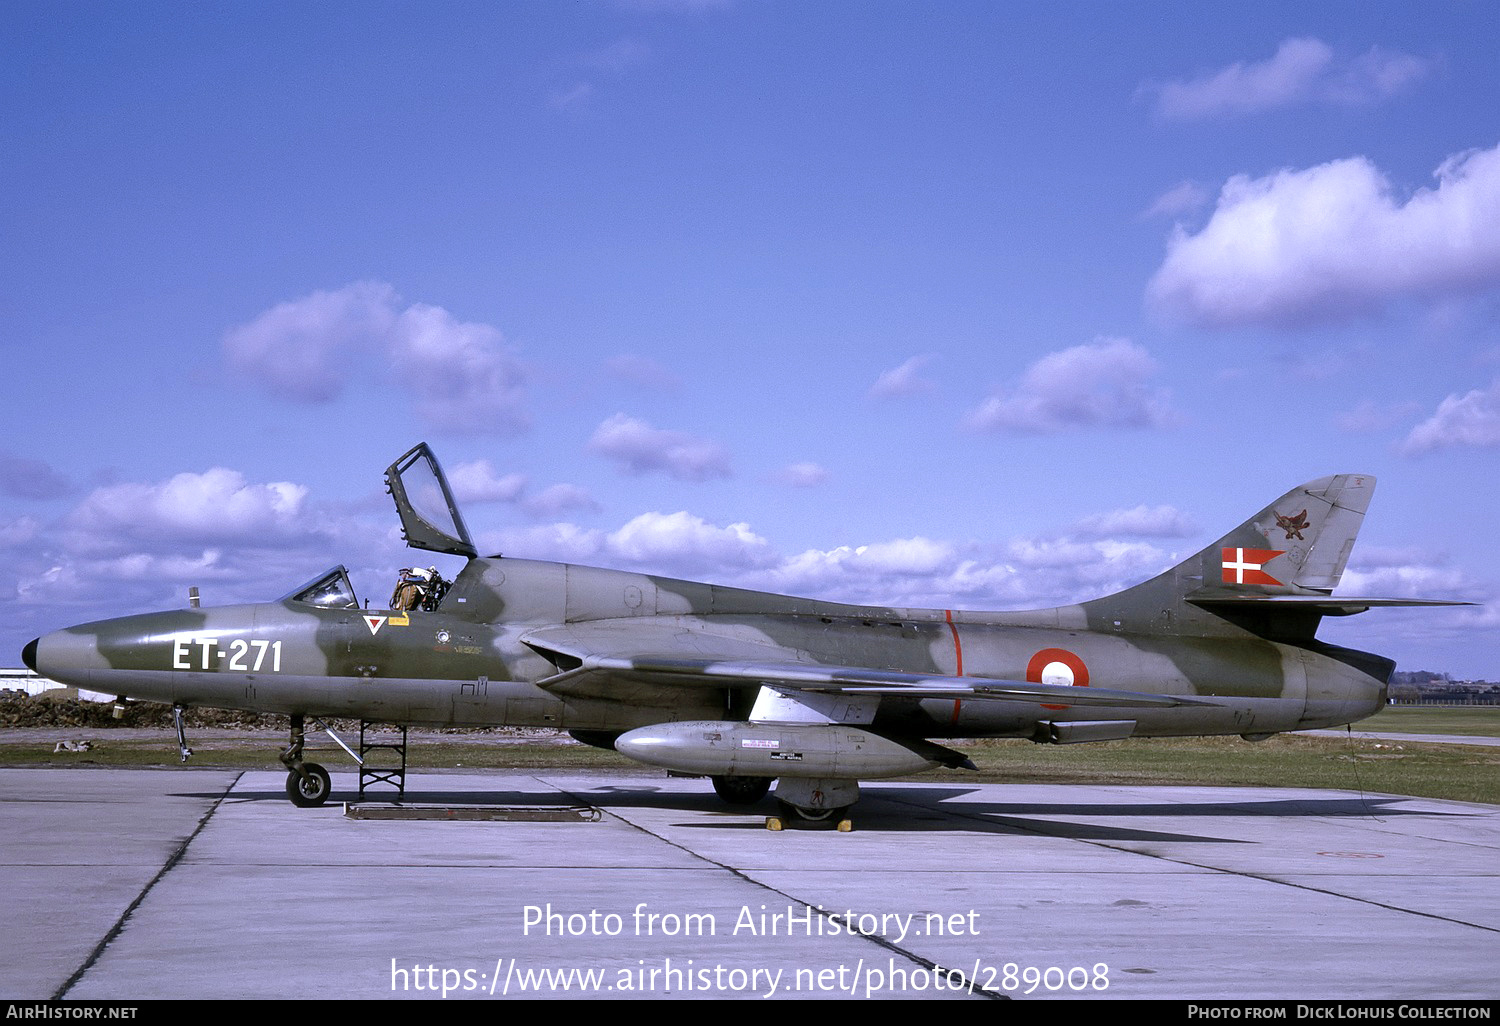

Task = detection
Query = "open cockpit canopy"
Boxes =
[385,442,477,558]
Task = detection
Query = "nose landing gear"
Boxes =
[280,714,332,808]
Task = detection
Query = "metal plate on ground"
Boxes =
[343,802,601,822]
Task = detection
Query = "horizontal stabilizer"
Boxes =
[1188,594,1475,618]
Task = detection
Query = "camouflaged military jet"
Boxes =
[24,444,1466,829]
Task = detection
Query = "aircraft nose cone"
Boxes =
[24,630,108,687]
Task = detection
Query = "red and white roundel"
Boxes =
[1027,648,1089,709]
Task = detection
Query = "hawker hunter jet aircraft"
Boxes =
[24,445,1465,828]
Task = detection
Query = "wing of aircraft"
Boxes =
[522,620,1208,705]
[22,446,1472,830]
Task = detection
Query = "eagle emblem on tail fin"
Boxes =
[1275,509,1309,541]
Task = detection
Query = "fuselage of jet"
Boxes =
[27,554,1388,742]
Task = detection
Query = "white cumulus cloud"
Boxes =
[448,461,598,518]
[1400,380,1500,455]
[68,469,312,551]
[607,511,776,571]
[448,460,527,504]
[1071,505,1196,539]
[588,414,731,481]
[12,466,361,629]
[1341,547,1477,601]
[224,281,398,402]
[1143,37,1428,120]
[0,452,76,500]
[224,282,529,434]
[390,304,529,434]
[965,338,1177,434]
[869,355,937,399]
[1148,143,1500,328]
[522,484,600,518]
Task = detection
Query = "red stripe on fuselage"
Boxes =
[945,610,964,726]
[944,609,964,676]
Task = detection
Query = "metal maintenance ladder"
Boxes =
[358,721,408,798]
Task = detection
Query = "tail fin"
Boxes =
[1081,474,1461,642]
[1195,472,1375,598]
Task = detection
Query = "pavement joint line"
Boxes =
[883,792,1500,936]
[533,773,1008,1000]
[52,770,244,1000]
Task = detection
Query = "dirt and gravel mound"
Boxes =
[0,691,284,730]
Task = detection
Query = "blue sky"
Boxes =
[6,1,1500,677]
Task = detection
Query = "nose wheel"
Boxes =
[286,763,332,807]
[279,714,334,808]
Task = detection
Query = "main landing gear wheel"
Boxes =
[711,775,772,805]
[766,800,853,832]
[286,762,332,808]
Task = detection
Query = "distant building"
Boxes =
[0,668,114,703]
[1388,675,1500,706]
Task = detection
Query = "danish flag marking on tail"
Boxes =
[1221,547,1285,586]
